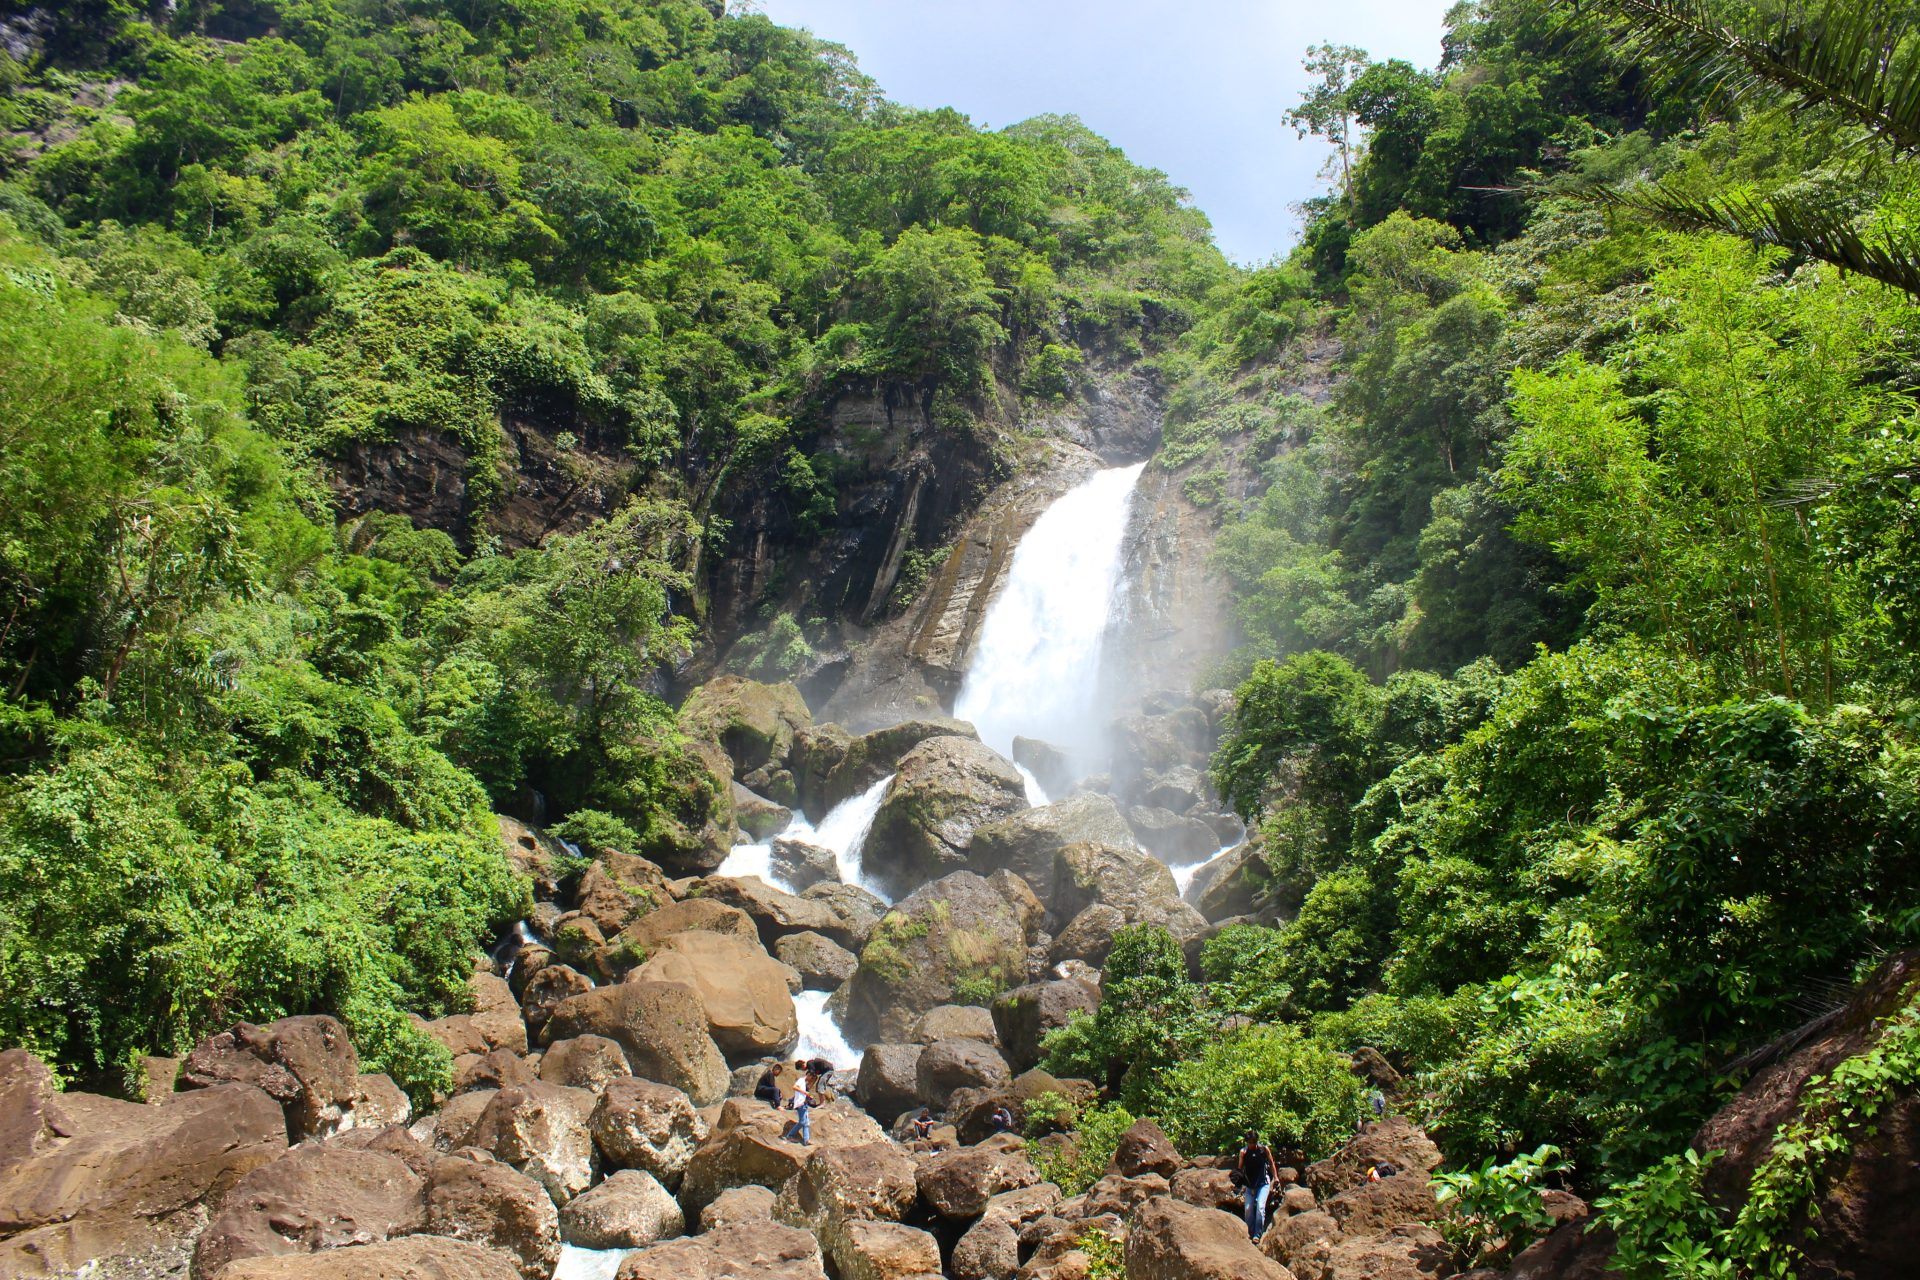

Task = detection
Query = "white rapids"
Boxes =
[792,989,861,1071]
[954,462,1146,776]
[716,773,896,902]
[550,1244,628,1280]
[1171,840,1241,897]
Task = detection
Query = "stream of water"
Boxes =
[953,463,1146,778]
[715,773,895,901]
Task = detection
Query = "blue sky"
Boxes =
[754,0,1457,264]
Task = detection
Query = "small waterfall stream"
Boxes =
[716,773,895,901]
[954,463,1147,776]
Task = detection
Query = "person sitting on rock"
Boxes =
[988,1104,1016,1134]
[911,1107,937,1144]
[754,1060,782,1108]
[1234,1130,1279,1243]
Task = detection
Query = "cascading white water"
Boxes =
[1171,840,1240,897]
[550,1244,627,1280]
[954,463,1147,776]
[715,773,896,902]
[813,773,894,900]
[792,989,861,1071]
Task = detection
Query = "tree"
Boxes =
[1578,0,1920,297]
[1287,43,1372,206]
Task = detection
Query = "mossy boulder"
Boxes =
[843,871,1036,1045]
[967,794,1137,905]
[596,735,736,876]
[677,676,812,779]
[864,737,1027,897]
[818,717,981,811]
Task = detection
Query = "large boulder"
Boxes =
[692,876,860,949]
[864,736,1028,895]
[1126,1196,1293,1280]
[519,965,592,1041]
[588,1078,709,1190]
[776,932,858,990]
[915,1039,1011,1100]
[1306,1118,1442,1198]
[678,1099,886,1217]
[424,1151,560,1280]
[909,1004,998,1045]
[497,816,571,903]
[467,1083,598,1205]
[801,882,886,948]
[573,852,677,940]
[633,932,799,1058]
[179,1016,362,1142]
[843,872,1035,1045]
[774,1141,920,1275]
[1262,1118,1452,1280]
[678,676,813,779]
[830,1219,943,1280]
[0,1053,286,1278]
[772,838,839,891]
[915,1137,1041,1219]
[853,1044,924,1124]
[700,1183,777,1230]
[210,1235,521,1279]
[951,1213,1019,1280]
[538,1036,631,1093]
[1110,1119,1185,1179]
[619,897,759,951]
[191,1145,426,1279]
[541,981,730,1106]
[946,1069,1096,1146]
[614,1220,827,1280]
[560,1168,684,1249]
[1193,842,1264,918]
[453,1049,535,1096]
[733,784,794,841]
[1126,805,1224,864]
[818,718,980,812]
[1051,841,1176,922]
[967,794,1138,904]
[604,735,737,875]
[1049,904,1129,968]
[992,980,1100,1072]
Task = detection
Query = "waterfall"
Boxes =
[954,462,1147,776]
[792,989,861,1071]
[715,773,896,902]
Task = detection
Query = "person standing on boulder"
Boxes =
[1235,1130,1278,1242]
[783,1064,814,1144]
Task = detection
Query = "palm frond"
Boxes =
[1604,181,1920,297]
[1575,0,1920,154]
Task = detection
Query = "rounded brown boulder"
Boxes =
[633,931,798,1058]
[424,1151,560,1280]
[540,980,730,1106]
[207,1234,521,1279]
[589,1078,709,1190]
[191,1146,426,1279]
[1125,1196,1293,1280]
[179,1016,362,1142]
[864,736,1029,895]
[915,1038,1011,1101]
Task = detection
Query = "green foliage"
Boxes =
[1430,1144,1571,1268]
[1021,1088,1081,1137]
[1078,1225,1126,1279]
[1040,925,1216,1107]
[1151,1025,1366,1161]
[1030,1103,1137,1197]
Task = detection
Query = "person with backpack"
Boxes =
[1234,1130,1279,1242]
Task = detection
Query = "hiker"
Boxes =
[782,1064,814,1144]
[753,1060,782,1108]
[988,1104,1015,1134]
[1234,1129,1279,1242]
[910,1107,937,1143]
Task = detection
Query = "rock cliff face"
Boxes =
[1102,461,1240,705]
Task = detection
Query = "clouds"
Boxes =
[755,0,1451,263]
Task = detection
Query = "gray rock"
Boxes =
[771,838,839,891]
[775,931,858,990]
[560,1168,684,1249]
[966,793,1138,905]
[864,737,1028,896]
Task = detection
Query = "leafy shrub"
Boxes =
[1430,1144,1569,1268]
[1151,1025,1365,1160]
[1032,1103,1137,1196]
